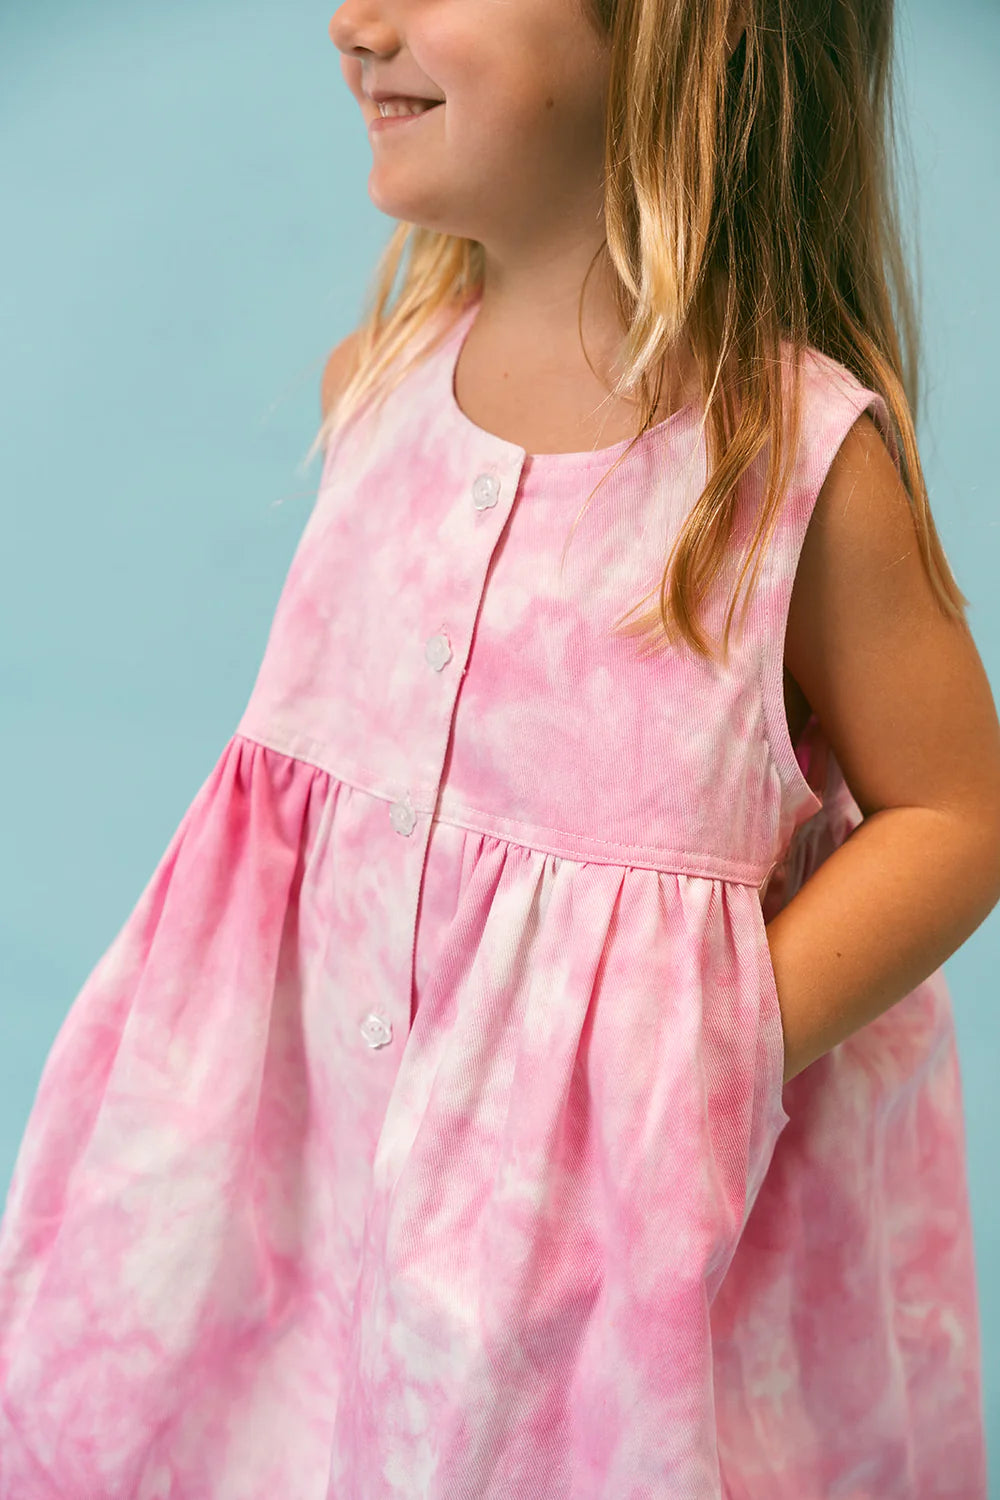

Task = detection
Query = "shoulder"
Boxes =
[782,404,1000,820]
[781,341,912,580]
[321,328,364,420]
[782,401,918,744]
[794,407,915,613]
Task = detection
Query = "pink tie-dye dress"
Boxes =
[0,294,987,1499]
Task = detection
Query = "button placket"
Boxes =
[378,470,504,1049]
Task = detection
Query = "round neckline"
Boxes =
[443,295,699,469]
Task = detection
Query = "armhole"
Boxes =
[756,374,896,840]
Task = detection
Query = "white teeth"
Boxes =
[378,99,435,118]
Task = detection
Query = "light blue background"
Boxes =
[1,0,998,1487]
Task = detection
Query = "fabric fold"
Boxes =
[330,833,786,1497]
[0,736,322,1494]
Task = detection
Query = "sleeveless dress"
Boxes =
[0,294,987,1499]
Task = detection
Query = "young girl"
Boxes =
[1,1,996,1495]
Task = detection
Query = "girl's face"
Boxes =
[329,0,612,258]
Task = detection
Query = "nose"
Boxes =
[329,2,397,56]
[329,7,349,50]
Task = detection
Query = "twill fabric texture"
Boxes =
[0,296,987,1499]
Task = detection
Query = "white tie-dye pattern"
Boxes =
[0,295,986,1497]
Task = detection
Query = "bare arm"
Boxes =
[770,413,1000,1083]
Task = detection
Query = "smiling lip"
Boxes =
[369,101,443,133]
[365,88,444,104]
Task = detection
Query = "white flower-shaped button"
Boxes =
[425,632,453,672]
[389,796,417,836]
[472,473,500,510]
[360,1012,393,1049]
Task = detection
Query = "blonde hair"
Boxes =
[306,0,966,663]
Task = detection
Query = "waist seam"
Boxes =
[235,720,772,886]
